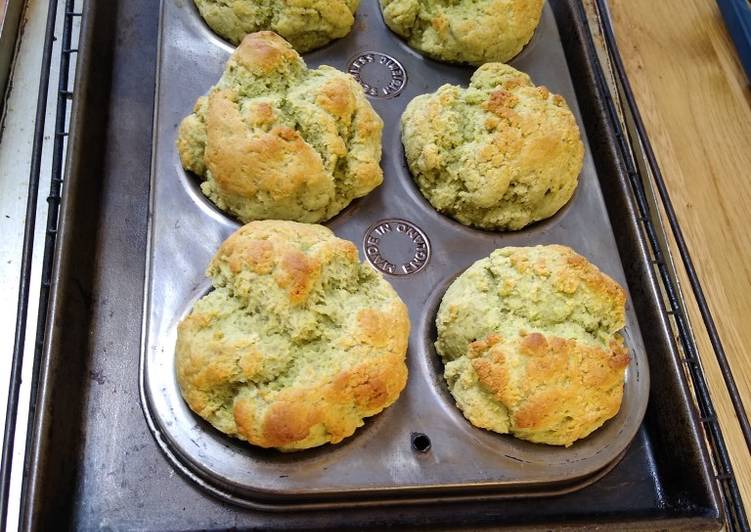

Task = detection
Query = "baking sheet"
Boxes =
[21,0,724,528]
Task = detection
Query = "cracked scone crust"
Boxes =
[194,0,360,51]
[177,31,383,224]
[402,63,584,230]
[435,245,629,446]
[380,0,543,64]
[176,221,410,451]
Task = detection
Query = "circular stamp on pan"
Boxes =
[347,52,407,98]
[363,219,430,275]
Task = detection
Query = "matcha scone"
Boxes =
[194,0,360,52]
[176,221,410,451]
[177,31,383,224]
[401,63,584,230]
[380,0,543,64]
[436,245,630,446]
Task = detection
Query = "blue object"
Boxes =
[716,0,751,81]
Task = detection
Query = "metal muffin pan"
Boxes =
[141,0,650,508]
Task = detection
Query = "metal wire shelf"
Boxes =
[0,0,79,528]
[587,0,750,529]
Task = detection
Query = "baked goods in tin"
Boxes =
[435,245,629,446]
[194,0,360,52]
[401,63,584,231]
[177,31,383,224]
[379,0,543,65]
[175,221,410,451]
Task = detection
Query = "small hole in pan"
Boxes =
[411,433,431,453]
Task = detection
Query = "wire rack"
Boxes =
[0,0,79,528]
[0,0,748,529]
[586,0,750,529]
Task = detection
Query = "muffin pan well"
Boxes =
[141,0,650,509]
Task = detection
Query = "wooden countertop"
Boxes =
[610,0,751,513]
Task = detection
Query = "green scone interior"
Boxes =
[380,0,543,64]
[194,0,360,51]
[435,245,630,446]
[401,63,584,231]
[176,220,410,451]
[177,31,383,224]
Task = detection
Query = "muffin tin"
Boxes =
[141,0,650,509]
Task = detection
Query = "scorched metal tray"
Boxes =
[21,0,723,529]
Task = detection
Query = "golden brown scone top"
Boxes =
[175,221,409,451]
[177,32,383,224]
[401,63,584,230]
[436,245,629,446]
[380,0,543,64]
[194,0,360,52]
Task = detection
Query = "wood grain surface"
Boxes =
[610,0,751,513]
